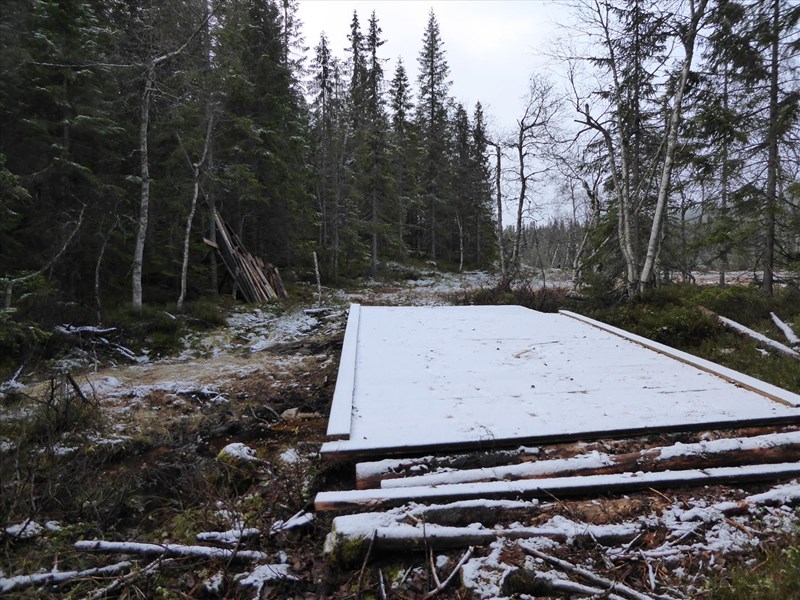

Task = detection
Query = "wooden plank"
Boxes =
[559,310,800,407]
[356,448,527,489]
[322,306,800,459]
[326,304,361,439]
[321,414,800,459]
[375,431,800,489]
[314,461,800,512]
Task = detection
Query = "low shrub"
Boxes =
[705,538,800,599]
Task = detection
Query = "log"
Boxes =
[356,448,530,489]
[375,432,800,489]
[324,515,639,564]
[75,540,267,562]
[698,306,800,361]
[400,499,539,527]
[771,312,800,347]
[314,462,800,512]
[0,561,131,594]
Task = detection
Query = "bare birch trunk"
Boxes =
[488,142,506,285]
[456,214,464,272]
[132,65,154,311]
[512,128,526,272]
[639,0,708,292]
[178,114,214,311]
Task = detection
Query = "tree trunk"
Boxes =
[762,0,780,296]
[512,130,526,272]
[132,64,155,311]
[719,65,730,286]
[489,142,506,284]
[178,114,213,311]
[456,214,464,272]
[639,0,708,292]
[370,189,378,277]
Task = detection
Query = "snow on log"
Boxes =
[698,307,800,360]
[376,432,800,489]
[74,540,267,562]
[0,561,132,594]
[403,499,539,526]
[771,312,800,347]
[323,511,638,564]
[356,448,529,489]
[314,462,800,512]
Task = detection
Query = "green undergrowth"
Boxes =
[582,285,800,393]
[705,535,800,599]
[461,283,800,393]
[454,283,573,313]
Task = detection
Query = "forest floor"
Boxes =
[1,269,798,599]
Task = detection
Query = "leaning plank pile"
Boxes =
[204,211,287,303]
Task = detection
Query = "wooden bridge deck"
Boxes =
[322,305,800,459]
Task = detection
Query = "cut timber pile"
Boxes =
[318,426,800,561]
[204,211,287,303]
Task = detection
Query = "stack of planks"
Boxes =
[316,428,800,513]
[316,427,800,561]
[204,211,287,303]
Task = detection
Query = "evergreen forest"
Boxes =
[1,0,798,324]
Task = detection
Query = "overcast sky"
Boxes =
[297,0,572,137]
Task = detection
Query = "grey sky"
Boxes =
[297,1,570,136]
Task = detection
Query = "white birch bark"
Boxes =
[177,113,214,311]
[639,0,709,292]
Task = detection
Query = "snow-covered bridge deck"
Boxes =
[322,305,800,458]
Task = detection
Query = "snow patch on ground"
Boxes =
[238,563,296,598]
[219,443,258,462]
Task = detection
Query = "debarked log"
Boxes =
[356,448,531,489]
[315,462,800,512]
[323,515,639,564]
[376,431,800,489]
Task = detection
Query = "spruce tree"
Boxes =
[416,9,451,262]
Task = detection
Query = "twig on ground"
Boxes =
[87,557,175,600]
[423,546,474,599]
[520,545,667,600]
[429,548,442,588]
[356,530,377,599]
[378,569,387,600]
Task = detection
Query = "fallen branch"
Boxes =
[0,561,131,594]
[501,567,628,599]
[699,307,800,361]
[423,546,473,599]
[87,558,174,600]
[771,312,800,347]
[355,530,377,599]
[520,545,665,600]
[0,365,23,395]
[75,540,266,562]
